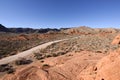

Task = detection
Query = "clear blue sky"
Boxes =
[0,0,120,29]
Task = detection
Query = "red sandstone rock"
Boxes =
[111,34,120,45]
[0,51,105,80]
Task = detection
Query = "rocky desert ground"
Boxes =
[0,26,120,80]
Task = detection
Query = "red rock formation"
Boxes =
[111,34,120,45]
[95,48,120,80]
[1,48,120,80]
[64,26,94,35]
[0,51,105,80]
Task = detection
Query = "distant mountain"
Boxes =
[9,28,60,33]
[0,24,118,34]
[9,28,37,33]
[0,24,66,33]
[0,24,10,32]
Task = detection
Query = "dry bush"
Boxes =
[0,64,15,74]
[15,58,33,65]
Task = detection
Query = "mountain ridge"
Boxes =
[0,24,69,33]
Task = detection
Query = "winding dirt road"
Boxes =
[0,39,69,65]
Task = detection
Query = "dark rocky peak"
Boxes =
[0,24,10,32]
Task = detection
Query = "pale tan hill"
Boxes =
[63,26,95,35]
[63,26,119,35]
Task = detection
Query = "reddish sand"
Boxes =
[0,51,106,80]
[111,34,120,45]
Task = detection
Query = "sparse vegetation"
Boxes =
[15,58,32,65]
[0,32,72,59]
[0,64,15,74]
[52,53,58,57]
[7,68,15,74]
[40,33,119,55]
[57,51,66,55]
[0,38,41,59]
[45,54,52,58]
[34,53,45,60]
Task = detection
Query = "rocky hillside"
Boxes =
[1,34,120,80]
[63,26,119,35]
[9,28,61,33]
[1,27,120,80]
[40,33,118,56]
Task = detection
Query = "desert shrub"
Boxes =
[7,68,15,74]
[57,51,66,55]
[15,58,32,65]
[34,53,42,57]
[0,64,15,74]
[0,64,9,72]
[34,53,45,60]
[52,53,58,57]
[36,56,44,60]
[45,54,52,58]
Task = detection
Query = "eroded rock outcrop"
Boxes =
[0,51,105,80]
[111,34,120,45]
[64,26,94,35]
[1,48,120,80]
[95,48,120,80]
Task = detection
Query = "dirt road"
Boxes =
[0,39,70,65]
